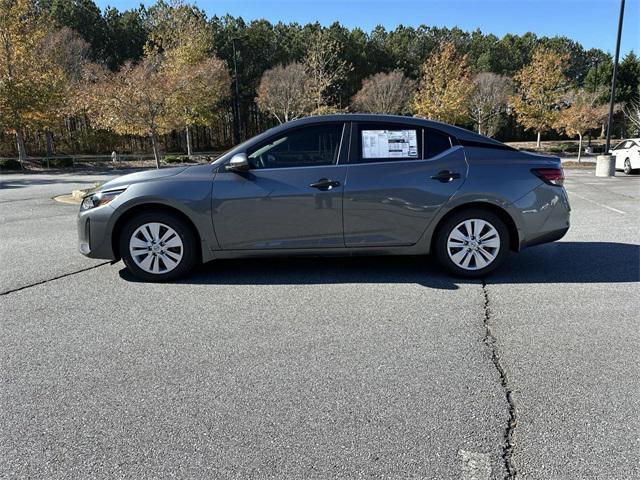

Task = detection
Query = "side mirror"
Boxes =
[226,153,250,172]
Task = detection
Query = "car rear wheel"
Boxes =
[435,209,510,278]
[624,158,632,175]
[120,211,198,281]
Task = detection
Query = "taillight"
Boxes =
[532,167,564,186]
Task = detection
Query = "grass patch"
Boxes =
[562,161,595,169]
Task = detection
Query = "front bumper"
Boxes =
[77,205,117,260]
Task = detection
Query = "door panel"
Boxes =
[212,166,346,250]
[343,147,467,246]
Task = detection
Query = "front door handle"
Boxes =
[430,170,461,183]
[309,178,341,190]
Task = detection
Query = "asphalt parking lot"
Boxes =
[1,169,638,479]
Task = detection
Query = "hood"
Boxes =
[99,166,189,191]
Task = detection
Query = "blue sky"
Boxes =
[97,0,639,56]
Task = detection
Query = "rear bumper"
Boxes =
[522,225,569,248]
[514,184,571,249]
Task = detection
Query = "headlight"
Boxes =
[81,189,125,211]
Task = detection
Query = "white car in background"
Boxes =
[611,138,640,174]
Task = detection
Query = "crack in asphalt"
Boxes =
[0,262,111,296]
[481,280,518,479]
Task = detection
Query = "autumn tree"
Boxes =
[554,89,608,163]
[172,58,230,156]
[468,72,512,137]
[412,42,473,124]
[304,30,352,111]
[256,62,311,123]
[351,70,415,114]
[0,0,66,164]
[38,27,91,157]
[147,1,230,157]
[510,47,569,147]
[84,53,174,168]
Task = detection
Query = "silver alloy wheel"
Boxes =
[624,159,631,174]
[446,219,501,271]
[129,222,184,274]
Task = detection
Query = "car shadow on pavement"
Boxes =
[119,241,639,289]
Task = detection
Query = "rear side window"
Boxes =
[356,123,422,163]
[425,129,452,159]
[247,123,343,169]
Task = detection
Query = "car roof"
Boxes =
[262,114,506,145]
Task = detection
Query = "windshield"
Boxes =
[211,122,290,166]
[210,140,251,167]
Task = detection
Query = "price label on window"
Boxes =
[362,130,418,159]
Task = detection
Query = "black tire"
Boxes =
[624,158,632,175]
[434,208,510,278]
[119,211,199,282]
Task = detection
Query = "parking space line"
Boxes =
[569,192,626,214]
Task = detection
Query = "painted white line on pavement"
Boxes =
[459,450,492,480]
[570,192,626,214]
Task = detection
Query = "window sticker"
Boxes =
[362,129,418,159]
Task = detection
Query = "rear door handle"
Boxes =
[430,170,461,182]
[309,178,340,190]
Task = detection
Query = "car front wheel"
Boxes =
[120,211,198,281]
[435,209,510,278]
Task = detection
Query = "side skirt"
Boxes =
[208,244,428,260]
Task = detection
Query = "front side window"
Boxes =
[247,123,343,169]
[357,123,421,163]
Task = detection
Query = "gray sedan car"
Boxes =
[78,114,570,281]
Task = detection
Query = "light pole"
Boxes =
[605,0,625,153]
[596,0,625,177]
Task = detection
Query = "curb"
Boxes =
[53,194,80,205]
[54,188,91,205]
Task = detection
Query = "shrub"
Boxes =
[0,158,22,170]
[49,157,74,168]
[557,142,578,153]
[548,142,579,154]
